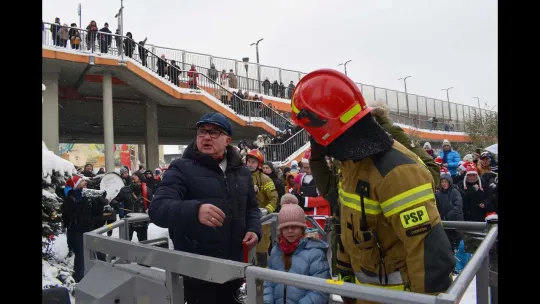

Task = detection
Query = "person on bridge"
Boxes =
[245,149,278,271]
[291,69,455,303]
[149,112,262,304]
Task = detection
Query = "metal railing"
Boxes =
[262,129,309,162]
[145,43,497,120]
[42,23,292,134]
[81,212,497,304]
[43,23,495,136]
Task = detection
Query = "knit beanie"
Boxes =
[278,204,307,231]
[281,193,299,206]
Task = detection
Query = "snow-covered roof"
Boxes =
[42,141,76,177]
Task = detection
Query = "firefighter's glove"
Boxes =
[309,136,327,161]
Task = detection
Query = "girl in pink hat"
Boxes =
[264,204,330,303]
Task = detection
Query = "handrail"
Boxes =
[82,213,497,304]
[261,129,309,162]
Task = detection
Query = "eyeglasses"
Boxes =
[197,128,224,139]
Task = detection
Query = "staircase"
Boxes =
[261,129,310,165]
[42,23,292,135]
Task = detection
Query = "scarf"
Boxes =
[279,235,301,256]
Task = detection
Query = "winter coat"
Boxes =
[264,237,330,304]
[458,178,489,222]
[439,150,461,176]
[262,79,271,91]
[435,176,464,221]
[68,28,81,45]
[288,83,295,98]
[251,170,278,213]
[157,58,168,76]
[272,81,279,96]
[149,142,262,262]
[208,66,219,81]
[99,27,112,46]
[168,64,180,84]
[57,27,69,40]
[310,140,455,294]
[219,73,228,95]
[50,22,61,38]
[187,68,199,86]
[86,24,98,42]
[228,72,237,88]
[62,189,108,233]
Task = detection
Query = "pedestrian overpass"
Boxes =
[42,23,482,170]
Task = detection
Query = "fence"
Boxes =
[80,212,498,304]
[43,22,495,135]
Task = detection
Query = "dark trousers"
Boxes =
[128,225,148,242]
[184,278,243,304]
[72,230,85,282]
[66,228,76,253]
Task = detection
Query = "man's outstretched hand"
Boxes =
[243,232,259,250]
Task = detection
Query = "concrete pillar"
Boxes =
[158,145,165,166]
[103,72,116,173]
[42,72,60,154]
[145,99,159,171]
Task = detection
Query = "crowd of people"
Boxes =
[54,108,498,303]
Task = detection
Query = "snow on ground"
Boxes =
[44,233,76,303]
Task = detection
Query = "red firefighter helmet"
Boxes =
[291,69,372,146]
[246,149,264,169]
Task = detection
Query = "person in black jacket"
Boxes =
[262,161,285,212]
[262,78,271,95]
[149,112,262,304]
[61,175,109,282]
[458,165,492,222]
[99,23,112,53]
[157,54,168,77]
[144,169,161,193]
[271,80,279,97]
[435,172,464,251]
[208,63,219,82]
[168,60,180,86]
[123,32,135,58]
[138,38,149,67]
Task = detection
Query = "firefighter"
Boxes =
[291,69,455,303]
[245,149,278,268]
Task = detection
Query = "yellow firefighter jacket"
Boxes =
[251,170,278,213]
[310,140,455,300]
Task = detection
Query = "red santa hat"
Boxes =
[463,164,483,190]
[440,167,449,175]
[66,175,83,189]
[435,156,443,165]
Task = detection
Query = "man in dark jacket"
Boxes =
[62,175,109,282]
[149,112,262,304]
[99,23,112,53]
[435,172,464,251]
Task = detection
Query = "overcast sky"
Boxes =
[43,0,497,110]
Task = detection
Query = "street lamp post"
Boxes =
[441,87,454,121]
[114,0,124,60]
[398,76,412,117]
[242,57,250,122]
[473,96,482,118]
[250,38,264,93]
[338,60,352,75]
